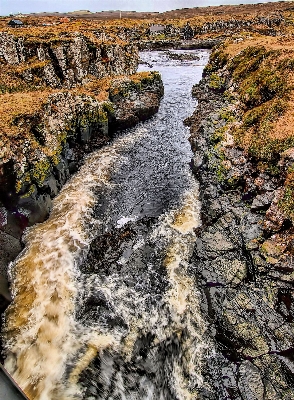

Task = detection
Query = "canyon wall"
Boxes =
[0,32,138,89]
[0,31,164,276]
[187,38,294,398]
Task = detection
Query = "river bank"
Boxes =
[2,3,294,396]
[3,49,212,400]
[187,36,294,398]
[0,27,164,280]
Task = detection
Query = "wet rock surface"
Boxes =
[188,74,294,398]
[78,217,168,327]
[0,73,164,278]
[139,38,223,51]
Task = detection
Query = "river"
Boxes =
[4,49,211,399]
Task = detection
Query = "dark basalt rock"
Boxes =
[0,74,164,279]
[138,38,223,51]
[188,72,294,398]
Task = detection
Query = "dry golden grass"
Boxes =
[0,91,52,136]
[0,18,130,46]
[1,0,293,41]
[271,97,294,142]
[222,36,294,148]
[225,35,294,58]
[0,71,156,141]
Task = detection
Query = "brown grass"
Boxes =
[1,0,293,40]
[225,36,294,58]
[272,97,294,142]
[0,71,156,141]
[0,91,51,136]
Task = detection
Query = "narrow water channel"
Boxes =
[4,49,211,399]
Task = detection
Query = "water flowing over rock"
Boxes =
[0,72,163,277]
[3,50,213,400]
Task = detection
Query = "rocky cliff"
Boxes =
[0,32,138,90]
[0,28,164,278]
[187,37,294,398]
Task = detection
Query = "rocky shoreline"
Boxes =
[187,49,294,398]
[0,72,164,278]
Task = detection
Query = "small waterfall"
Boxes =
[4,130,146,400]
[3,49,212,399]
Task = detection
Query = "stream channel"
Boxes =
[4,49,212,399]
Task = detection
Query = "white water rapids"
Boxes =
[4,50,212,399]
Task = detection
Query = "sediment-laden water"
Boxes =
[4,50,211,399]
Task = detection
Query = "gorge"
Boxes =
[1,2,294,399]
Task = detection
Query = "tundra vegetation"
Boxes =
[1,2,294,206]
[204,35,294,220]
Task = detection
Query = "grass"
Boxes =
[0,71,160,192]
[206,35,294,220]
[209,37,294,166]
[277,163,294,219]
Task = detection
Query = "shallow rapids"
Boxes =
[4,50,211,399]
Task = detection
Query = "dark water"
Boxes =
[5,49,212,400]
[98,50,210,227]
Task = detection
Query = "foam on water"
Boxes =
[4,130,146,400]
[3,49,212,399]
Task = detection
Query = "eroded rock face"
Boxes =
[0,32,138,88]
[109,73,164,130]
[0,72,164,274]
[188,73,294,398]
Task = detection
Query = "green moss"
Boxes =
[50,153,61,166]
[87,42,97,52]
[203,47,228,75]
[102,102,114,117]
[216,162,227,183]
[211,126,226,144]
[31,159,51,186]
[206,145,227,183]
[223,90,236,102]
[279,186,294,220]
[278,166,294,220]
[228,46,276,81]
[235,97,289,165]
[209,72,225,91]
[20,184,36,198]
[219,108,235,122]
[239,67,287,108]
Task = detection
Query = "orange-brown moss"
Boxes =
[208,37,294,168]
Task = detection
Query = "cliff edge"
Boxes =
[0,30,164,277]
[187,36,294,398]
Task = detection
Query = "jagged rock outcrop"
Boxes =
[109,73,164,130]
[195,12,284,35]
[137,9,286,50]
[187,42,294,399]
[0,32,138,89]
[0,72,164,275]
[139,38,223,51]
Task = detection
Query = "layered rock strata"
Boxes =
[0,32,138,90]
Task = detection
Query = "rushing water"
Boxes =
[4,49,211,399]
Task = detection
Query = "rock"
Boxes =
[264,189,288,232]
[0,32,139,89]
[188,64,294,397]
[251,192,275,210]
[238,361,264,400]
[0,231,22,276]
[0,72,164,274]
